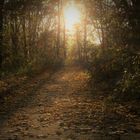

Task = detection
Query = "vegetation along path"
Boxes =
[0,66,140,140]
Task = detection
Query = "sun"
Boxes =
[64,5,81,31]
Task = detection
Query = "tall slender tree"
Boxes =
[0,0,5,68]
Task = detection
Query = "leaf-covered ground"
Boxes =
[0,66,140,140]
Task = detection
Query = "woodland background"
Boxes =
[0,0,140,101]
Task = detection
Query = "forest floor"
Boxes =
[0,66,140,140]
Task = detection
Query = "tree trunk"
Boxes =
[62,0,66,59]
[76,27,81,61]
[83,7,87,62]
[22,16,28,63]
[63,19,66,58]
[0,0,4,68]
[56,0,61,58]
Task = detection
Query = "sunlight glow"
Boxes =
[64,5,81,31]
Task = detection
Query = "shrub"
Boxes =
[89,46,140,100]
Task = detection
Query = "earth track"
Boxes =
[0,66,139,140]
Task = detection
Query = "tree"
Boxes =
[0,0,5,68]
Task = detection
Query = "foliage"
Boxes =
[80,0,140,101]
[114,50,140,100]
[0,0,139,101]
[88,46,140,100]
[0,0,65,76]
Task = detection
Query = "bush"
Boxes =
[88,46,140,100]
[114,53,140,100]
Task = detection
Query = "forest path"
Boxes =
[0,66,139,140]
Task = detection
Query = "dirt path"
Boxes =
[0,66,139,140]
